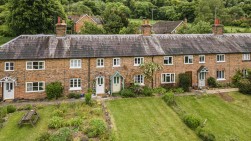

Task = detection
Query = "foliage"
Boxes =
[45,81,64,100]
[182,114,201,130]
[196,127,216,141]
[153,87,166,95]
[238,79,251,94]
[119,22,141,34]
[162,92,175,106]
[52,109,64,117]
[7,0,66,35]
[173,87,184,94]
[178,21,211,34]
[85,93,92,105]
[140,62,163,81]
[67,93,81,99]
[178,73,191,92]
[142,86,153,96]
[207,77,217,88]
[36,132,50,141]
[232,70,243,86]
[49,127,72,141]
[6,105,16,113]
[129,84,143,96]
[81,22,105,34]
[120,88,135,98]
[0,106,7,119]
[132,1,156,19]
[157,6,180,21]
[85,119,106,138]
[48,116,65,129]
[66,117,83,127]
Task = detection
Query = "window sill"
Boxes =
[69,88,82,91]
[184,63,193,64]
[70,67,81,69]
[216,61,225,63]
[217,79,226,81]
[26,90,45,93]
[199,62,205,64]
[96,66,104,68]
[242,60,251,62]
[113,65,121,67]
[161,82,175,84]
[163,64,173,66]
[4,70,14,72]
[134,83,145,86]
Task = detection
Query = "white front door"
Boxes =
[113,76,121,93]
[198,72,206,87]
[3,82,14,100]
[96,77,105,94]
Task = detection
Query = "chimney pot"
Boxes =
[212,19,224,35]
[56,17,67,37]
[141,19,152,36]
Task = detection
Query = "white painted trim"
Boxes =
[161,73,175,84]
[216,54,225,62]
[113,58,121,67]
[134,57,144,66]
[75,14,97,24]
[4,62,14,71]
[163,56,173,65]
[26,61,45,70]
[70,59,82,69]
[199,55,206,63]
[171,21,184,34]
[184,55,193,64]
[96,58,104,68]
[25,81,45,93]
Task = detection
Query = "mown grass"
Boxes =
[0,36,14,46]
[106,97,198,141]
[129,18,158,25]
[225,26,251,33]
[175,92,251,141]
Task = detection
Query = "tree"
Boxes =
[81,22,105,34]
[177,21,211,34]
[7,0,66,35]
[119,22,141,34]
[176,1,196,22]
[140,62,163,88]
[132,1,155,19]
[157,6,180,20]
[102,2,130,34]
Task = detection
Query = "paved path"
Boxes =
[175,88,239,96]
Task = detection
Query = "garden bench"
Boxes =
[18,110,39,127]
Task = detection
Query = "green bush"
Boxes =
[48,116,65,129]
[196,127,216,141]
[49,127,72,141]
[179,73,191,92]
[183,114,201,130]
[129,84,143,96]
[66,117,83,127]
[45,81,64,100]
[153,87,166,95]
[162,92,175,106]
[238,79,251,94]
[0,107,7,118]
[142,86,153,96]
[36,132,51,141]
[120,88,135,97]
[86,119,107,138]
[6,105,16,113]
[232,70,243,87]
[85,93,92,105]
[207,77,217,88]
[67,93,81,99]
[173,87,184,93]
[52,109,64,117]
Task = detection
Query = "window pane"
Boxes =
[27,83,33,91]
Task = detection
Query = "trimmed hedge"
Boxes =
[162,92,175,106]
[183,114,201,130]
[45,81,63,99]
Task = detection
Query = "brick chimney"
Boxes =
[56,17,67,37]
[212,19,224,35]
[141,19,152,36]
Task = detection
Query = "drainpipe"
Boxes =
[88,57,90,89]
[152,56,154,88]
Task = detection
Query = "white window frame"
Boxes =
[164,56,173,65]
[96,58,104,68]
[5,62,14,71]
[134,57,144,66]
[69,78,81,90]
[242,69,249,78]
[113,58,121,67]
[199,55,205,63]
[242,54,250,61]
[134,75,144,85]
[216,54,225,62]
[26,81,45,93]
[184,55,193,64]
[216,70,225,80]
[161,73,175,83]
[70,59,81,68]
[26,61,45,70]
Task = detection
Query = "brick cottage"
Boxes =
[0,19,250,100]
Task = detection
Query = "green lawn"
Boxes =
[225,26,251,33]
[129,18,158,25]
[175,92,251,141]
[106,98,198,141]
[0,36,14,46]
[0,106,53,141]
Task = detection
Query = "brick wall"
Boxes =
[0,54,250,99]
[74,16,97,33]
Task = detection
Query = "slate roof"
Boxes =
[152,21,184,34]
[0,34,251,60]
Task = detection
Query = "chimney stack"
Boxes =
[212,19,224,35]
[141,19,152,36]
[56,17,67,37]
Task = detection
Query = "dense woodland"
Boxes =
[0,0,250,36]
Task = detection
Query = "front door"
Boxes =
[3,82,14,100]
[198,72,206,87]
[96,77,105,94]
[113,76,121,93]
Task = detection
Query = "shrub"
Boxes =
[238,79,251,94]
[153,87,166,95]
[86,119,107,138]
[173,87,184,94]
[46,81,64,100]
[49,127,72,141]
[129,84,143,96]
[67,93,81,99]
[36,132,51,141]
[48,116,65,129]
[162,92,175,106]
[52,109,64,117]
[142,86,153,96]
[183,114,201,130]
[85,93,92,105]
[207,77,217,88]
[6,105,16,113]
[232,70,243,87]
[66,117,83,127]
[0,107,7,118]
[179,73,191,92]
[196,127,216,141]
[161,83,176,91]
[120,88,135,97]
